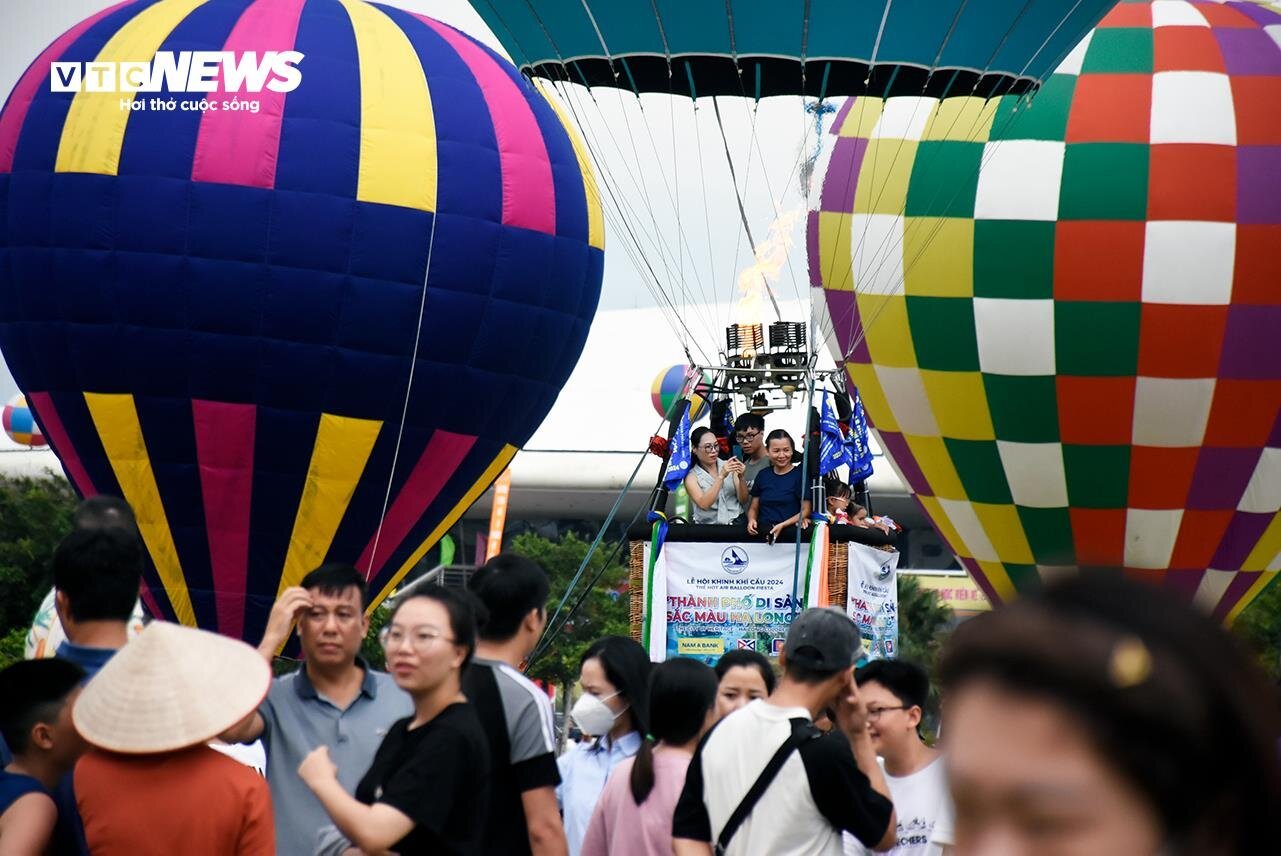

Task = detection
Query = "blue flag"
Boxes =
[847,388,874,481]
[819,392,850,476]
[663,405,692,491]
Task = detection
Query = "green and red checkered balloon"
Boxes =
[811,0,1281,622]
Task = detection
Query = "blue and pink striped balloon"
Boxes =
[0,0,604,642]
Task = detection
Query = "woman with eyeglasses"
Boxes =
[684,426,745,525]
[298,585,491,855]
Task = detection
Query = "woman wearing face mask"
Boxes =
[581,658,718,856]
[558,636,651,856]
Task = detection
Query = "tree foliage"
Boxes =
[0,626,27,670]
[510,531,632,690]
[896,572,954,668]
[1233,577,1281,680]
[0,474,78,665]
[360,604,392,672]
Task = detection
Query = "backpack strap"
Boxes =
[715,718,817,855]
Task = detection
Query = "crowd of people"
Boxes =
[684,413,895,545]
[3,495,1281,854]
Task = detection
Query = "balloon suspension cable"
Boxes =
[365,211,440,584]
[533,391,692,665]
[527,492,655,670]
[824,0,1079,361]
[711,96,782,322]
[791,367,818,618]
[527,415,666,667]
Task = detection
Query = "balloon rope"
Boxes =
[364,213,440,583]
[691,100,721,311]
[789,371,819,617]
[712,96,783,322]
[837,46,1050,359]
[817,0,1062,354]
[825,0,1065,359]
[528,437,657,665]
[552,78,716,364]
[528,492,654,669]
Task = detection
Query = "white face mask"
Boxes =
[570,690,625,737]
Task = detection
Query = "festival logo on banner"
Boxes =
[644,542,818,664]
[721,547,749,575]
[846,543,900,661]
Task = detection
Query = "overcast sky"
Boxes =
[0,0,822,402]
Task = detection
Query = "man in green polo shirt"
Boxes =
[224,564,412,856]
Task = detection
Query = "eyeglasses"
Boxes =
[380,625,457,651]
[866,705,907,720]
[735,431,761,442]
[697,443,719,451]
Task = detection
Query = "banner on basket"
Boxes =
[643,541,821,663]
[846,542,900,660]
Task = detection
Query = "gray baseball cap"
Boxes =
[783,607,864,671]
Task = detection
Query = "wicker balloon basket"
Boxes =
[629,540,851,644]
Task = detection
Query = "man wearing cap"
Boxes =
[72,621,274,853]
[222,564,412,856]
[673,607,897,855]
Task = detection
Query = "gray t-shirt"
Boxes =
[743,456,771,492]
[463,657,560,855]
[258,661,413,856]
[690,460,744,524]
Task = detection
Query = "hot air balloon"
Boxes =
[0,0,604,642]
[651,364,710,421]
[465,1,1121,656]
[3,393,46,446]
[466,0,1118,370]
[812,0,1281,622]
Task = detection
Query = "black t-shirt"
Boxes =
[461,659,561,855]
[354,702,490,855]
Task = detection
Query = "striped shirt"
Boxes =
[462,657,560,855]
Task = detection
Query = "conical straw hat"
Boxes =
[73,621,270,754]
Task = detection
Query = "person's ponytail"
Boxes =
[628,736,657,804]
[628,658,719,805]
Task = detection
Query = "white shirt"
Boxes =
[558,731,642,856]
[207,739,266,776]
[844,755,954,856]
[674,700,892,856]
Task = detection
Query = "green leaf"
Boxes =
[0,475,78,649]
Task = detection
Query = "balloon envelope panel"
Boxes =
[468,0,1119,99]
[812,0,1281,622]
[0,0,604,641]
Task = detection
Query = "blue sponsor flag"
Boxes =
[819,391,850,476]
[847,388,874,481]
[663,405,693,491]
